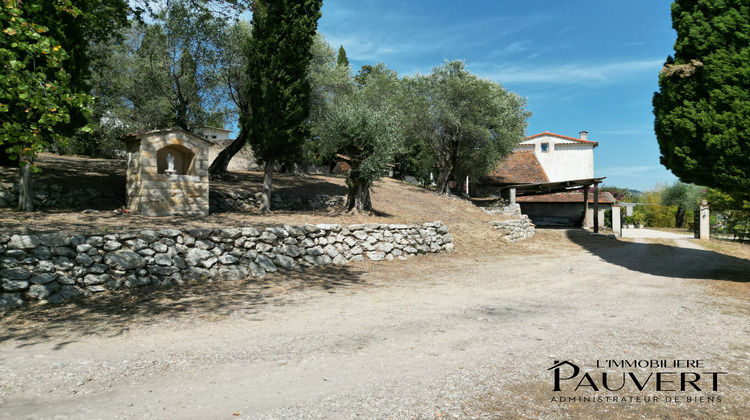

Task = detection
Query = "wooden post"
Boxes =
[593,183,599,233]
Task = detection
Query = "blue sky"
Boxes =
[316,0,679,191]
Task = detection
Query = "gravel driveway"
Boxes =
[1,229,748,419]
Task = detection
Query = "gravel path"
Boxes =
[1,229,748,419]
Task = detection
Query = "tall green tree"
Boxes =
[336,45,349,68]
[661,181,703,227]
[653,0,750,199]
[246,0,322,213]
[405,60,530,194]
[314,66,403,212]
[1,0,128,166]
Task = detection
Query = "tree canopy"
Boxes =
[0,0,128,167]
[404,60,530,194]
[245,0,322,212]
[653,0,750,198]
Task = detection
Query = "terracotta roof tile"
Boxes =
[516,191,617,204]
[524,131,599,147]
[482,151,549,184]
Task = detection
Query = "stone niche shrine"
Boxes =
[122,127,214,216]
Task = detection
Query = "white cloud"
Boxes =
[480,58,664,85]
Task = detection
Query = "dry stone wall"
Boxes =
[490,216,535,242]
[210,191,345,212]
[0,222,453,309]
[0,181,121,209]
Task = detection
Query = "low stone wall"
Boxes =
[0,181,121,209]
[490,216,535,242]
[210,191,346,212]
[481,201,522,217]
[0,222,453,309]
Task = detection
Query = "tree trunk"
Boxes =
[346,178,372,213]
[675,205,686,228]
[18,162,33,212]
[208,126,249,178]
[260,158,275,213]
[435,168,453,195]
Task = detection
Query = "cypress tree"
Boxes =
[653,0,750,198]
[337,45,349,68]
[245,0,323,212]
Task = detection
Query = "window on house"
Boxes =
[541,143,549,152]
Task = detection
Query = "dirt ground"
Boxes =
[1,228,748,419]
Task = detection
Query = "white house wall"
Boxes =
[518,135,594,182]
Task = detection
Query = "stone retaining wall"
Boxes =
[210,191,345,212]
[0,181,121,209]
[0,222,453,309]
[490,216,535,242]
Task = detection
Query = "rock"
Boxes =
[155,254,174,266]
[219,255,238,265]
[2,280,29,292]
[333,254,348,266]
[241,227,260,237]
[352,230,368,240]
[366,251,386,261]
[158,229,181,238]
[184,267,211,281]
[259,231,277,244]
[201,256,218,269]
[83,274,110,286]
[86,236,104,247]
[404,246,418,254]
[0,293,24,309]
[275,255,295,270]
[255,255,278,273]
[8,234,40,249]
[54,247,77,258]
[323,244,339,258]
[256,243,273,253]
[148,265,178,276]
[282,244,301,258]
[313,255,331,266]
[103,241,122,251]
[248,262,266,277]
[150,242,168,253]
[1,267,31,280]
[89,263,109,274]
[27,283,60,300]
[30,273,57,285]
[35,260,55,273]
[104,250,146,271]
[38,233,71,247]
[56,274,75,285]
[59,285,84,299]
[195,239,214,250]
[217,266,248,281]
[136,230,159,243]
[377,242,395,253]
[443,243,455,253]
[307,246,325,257]
[32,247,52,260]
[124,238,148,251]
[76,243,93,253]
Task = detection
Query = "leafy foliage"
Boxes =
[404,60,530,194]
[653,0,750,198]
[245,0,322,212]
[705,188,750,239]
[313,66,403,212]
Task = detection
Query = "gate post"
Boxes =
[699,200,710,240]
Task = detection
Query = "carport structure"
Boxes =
[500,177,607,233]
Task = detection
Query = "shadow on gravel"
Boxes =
[0,264,366,346]
[566,229,750,282]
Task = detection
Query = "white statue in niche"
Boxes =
[165,153,176,175]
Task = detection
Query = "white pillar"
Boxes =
[612,206,622,237]
[700,201,710,240]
